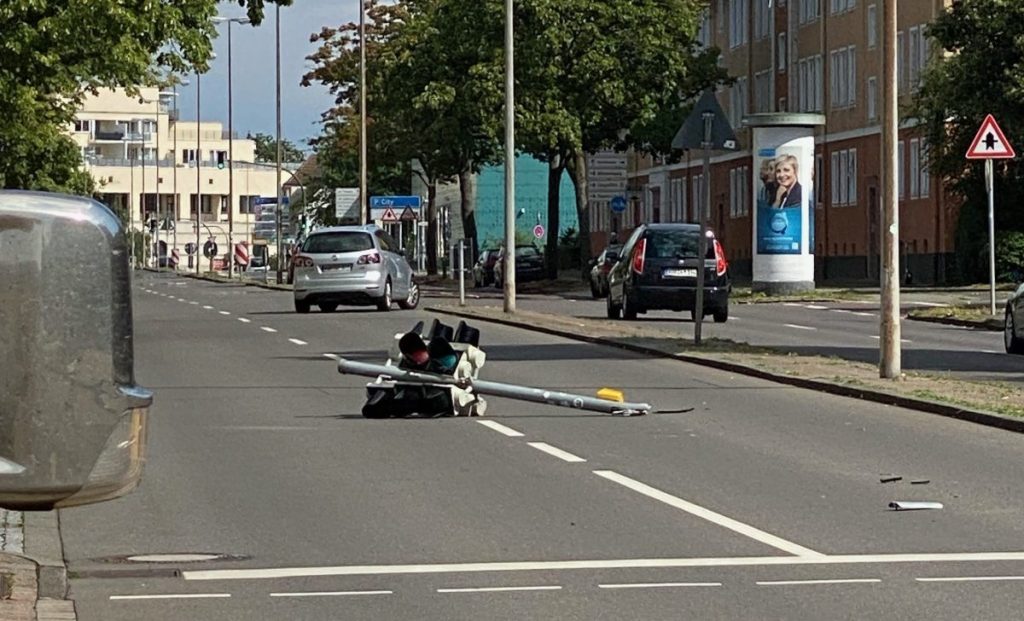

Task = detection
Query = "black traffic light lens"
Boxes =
[398,332,429,367]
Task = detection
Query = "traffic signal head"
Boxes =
[398,332,429,368]
[427,337,458,374]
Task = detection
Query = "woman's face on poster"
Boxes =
[775,160,797,189]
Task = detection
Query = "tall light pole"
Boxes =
[213,16,251,278]
[196,69,203,274]
[359,0,368,224]
[502,0,516,313]
[275,2,284,283]
[880,0,901,378]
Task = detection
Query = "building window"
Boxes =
[909,138,922,199]
[898,141,906,198]
[182,149,197,164]
[730,77,749,127]
[73,119,92,133]
[697,10,711,47]
[754,0,771,40]
[754,70,772,113]
[897,31,907,93]
[797,55,823,112]
[867,4,878,48]
[778,33,788,72]
[920,138,931,198]
[908,25,930,90]
[799,0,821,25]
[729,166,751,218]
[729,0,750,49]
[830,0,855,15]
[815,153,824,208]
[830,148,858,206]
[867,77,878,121]
[717,0,725,32]
[830,46,857,108]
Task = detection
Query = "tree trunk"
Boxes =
[545,155,565,280]
[566,149,592,271]
[458,169,478,259]
[426,181,438,275]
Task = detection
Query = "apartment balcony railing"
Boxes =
[93,130,126,141]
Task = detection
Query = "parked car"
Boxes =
[493,245,545,287]
[588,244,622,298]
[291,225,420,313]
[473,249,499,288]
[1004,283,1024,353]
[606,223,731,322]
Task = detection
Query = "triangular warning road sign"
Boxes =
[381,207,398,222]
[966,114,1016,159]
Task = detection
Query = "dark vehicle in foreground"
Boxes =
[473,249,499,287]
[589,244,622,298]
[494,245,545,287]
[606,223,730,322]
[1005,284,1024,353]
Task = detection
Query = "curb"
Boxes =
[428,306,1024,435]
[0,552,36,621]
[21,512,65,601]
[906,313,1002,332]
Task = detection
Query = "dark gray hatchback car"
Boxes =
[606,223,731,322]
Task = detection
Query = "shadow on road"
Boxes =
[782,346,1024,382]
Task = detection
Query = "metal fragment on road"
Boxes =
[880,475,902,483]
[910,479,931,485]
[889,501,943,511]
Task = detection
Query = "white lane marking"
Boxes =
[178,298,187,303]
[831,309,854,314]
[598,582,721,589]
[527,442,586,463]
[190,301,199,305]
[804,305,828,310]
[110,593,231,600]
[916,576,1024,583]
[783,303,802,307]
[854,312,876,317]
[593,470,823,558]
[784,324,817,331]
[219,311,231,315]
[288,338,308,346]
[982,349,1000,354]
[270,590,392,597]
[238,318,251,323]
[869,335,913,344]
[202,305,214,310]
[183,552,1024,581]
[323,353,340,360]
[437,586,562,594]
[757,578,880,586]
[913,302,947,307]
[260,327,277,333]
[477,420,525,437]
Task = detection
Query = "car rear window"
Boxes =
[515,246,541,258]
[302,232,374,254]
[646,230,714,259]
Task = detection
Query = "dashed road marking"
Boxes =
[219,311,231,315]
[323,353,340,360]
[110,593,231,601]
[804,305,828,310]
[593,470,824,558]
[784,324,817,331]
[527,442,586,463]
[756,578,880,586]
[437,585,562,594]
[238,318,251,323]
[260,327,277,333]
[477,420,525,437]
[853,312,876,317]
[870,335,912,344]
[916,576,1024,583]
[202,305,214,310]
[270,590,392,598]
[190,301,199,305]
[288,338,308,346]
[598,582,721,589]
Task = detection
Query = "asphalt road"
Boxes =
[459,284,1024,384]
[57,272,1024,620]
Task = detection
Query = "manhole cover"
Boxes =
[126,553,225,563]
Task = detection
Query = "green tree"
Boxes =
[0,0,290,195]
[912,0,1024,282]
[248,132,307,163]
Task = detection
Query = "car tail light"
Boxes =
[294,256,314,268]
[357,252,382,265]
[632,239,646,274]
[713,240,728,276]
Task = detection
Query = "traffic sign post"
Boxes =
[533,224,545,239]
[610,196,627,214]
[966,114,1016,315]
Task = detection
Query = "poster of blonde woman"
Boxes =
[756,148,813,254]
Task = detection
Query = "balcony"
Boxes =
[93,130,126,141]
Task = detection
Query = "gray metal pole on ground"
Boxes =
[880,0,901,378]
[195,72,202,274]
[359,0,368,225]
[275,3,284,284]
[694,112,713,346]
[987,158,996,315]
[458,239,466,306]
[502,0,516,313]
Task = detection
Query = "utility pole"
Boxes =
[502,0,516,313]
[879,0,901,378]
[359,0,368,225]
[694,112,713,346]
[275,3,284,284]
[196,71,202,274]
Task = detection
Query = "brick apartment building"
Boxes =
[594,0,953,284]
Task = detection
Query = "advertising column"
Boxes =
[746,114,825,295]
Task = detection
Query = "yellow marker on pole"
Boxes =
[597,388,625,403]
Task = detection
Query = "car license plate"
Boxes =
[663,268,696,278]
[323,264,352,272]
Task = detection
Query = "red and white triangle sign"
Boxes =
[381,207,398,222]
[966,114,1015,159]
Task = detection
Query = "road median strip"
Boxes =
[906,305,1003,331]
[427,304,1024,433]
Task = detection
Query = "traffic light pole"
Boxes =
[694,112,713,346]
[879,0,901,378]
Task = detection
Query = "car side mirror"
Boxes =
[0,191,152,510]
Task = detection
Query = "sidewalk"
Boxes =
[0,511,74,621]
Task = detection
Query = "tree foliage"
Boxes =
[0,0,290,195]
[912,0,1024,281]
[248,132,306,163]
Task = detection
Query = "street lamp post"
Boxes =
[502,0,516,313]
[196,70,202,274]
[275,2,284,283]
[359,0,368,225]
[171,79,189,269]
[213,16,251,278]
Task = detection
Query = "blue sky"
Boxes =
[174,0,351,150]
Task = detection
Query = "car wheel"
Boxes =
[376,280,393,312]
[590,281,601,298]
[622,291,638,320]
[399,282,420,310]
[294,299,311,314]
[713,306,729,323]
[606,293,621,319]
[318,303,338,313]
[1005,307,1024,353]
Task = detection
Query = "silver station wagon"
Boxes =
[292,225,420,313]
